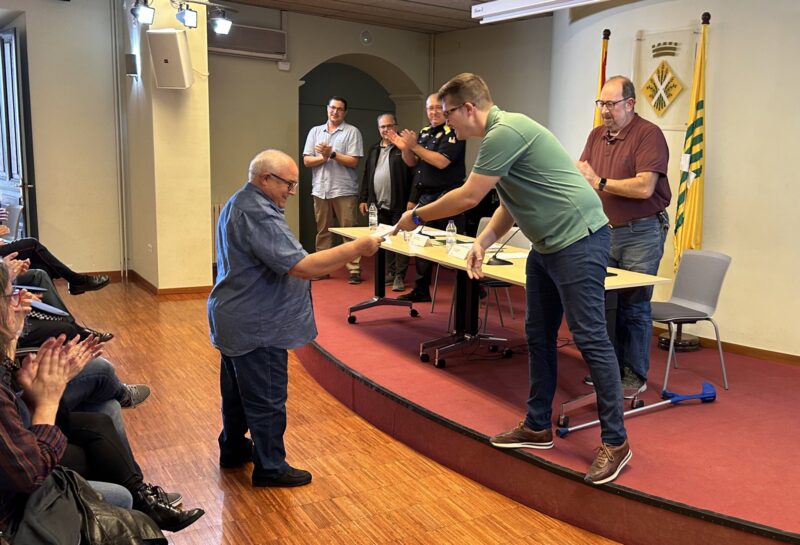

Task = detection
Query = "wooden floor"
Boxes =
[64,280,619,545]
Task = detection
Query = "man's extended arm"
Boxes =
[289,236,381,279]
[395,171,501,232]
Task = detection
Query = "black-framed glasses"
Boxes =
[2,288,20,306]
[595,98,630,109]
[443,103,465,119]
[327,105,345,112]
[267,172,298,192]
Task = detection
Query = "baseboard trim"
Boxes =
[127,270,211,296]
[653,326,800,365]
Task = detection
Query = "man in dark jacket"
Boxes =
[359,113,412,292]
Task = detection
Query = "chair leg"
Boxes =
[662,322,677,393]
[482,291,490,333]
[503,287,515,320]
[431,264,440,313]
[493,288,505,328]
[447,286,456,333]
[708,318,729,390]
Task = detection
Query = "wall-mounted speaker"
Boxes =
[146,29,194,89]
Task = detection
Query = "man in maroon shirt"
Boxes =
[576,75,671,396]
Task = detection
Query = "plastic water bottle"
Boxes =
[445,219,457,250]
[368,203,378,230]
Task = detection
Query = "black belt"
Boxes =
[610,211,667,229]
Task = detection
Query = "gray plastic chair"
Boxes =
[1,204,23,243]
[651,249,732,393]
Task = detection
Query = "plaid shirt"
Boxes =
[0,363,67,533]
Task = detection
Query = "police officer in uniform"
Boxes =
[390,93,466,303]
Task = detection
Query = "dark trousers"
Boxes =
[0,238,85,284]
[378,208,408,279]
[523,226,627,446]
[59,411,143,493]
[219,347,290,479]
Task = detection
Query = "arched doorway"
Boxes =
[297,55,423,252]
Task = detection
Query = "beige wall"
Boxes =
[0,0,121,273]
[546,0,800,355]
[209,12,431,234]
[433,16,553,168]
[124,0,212,289]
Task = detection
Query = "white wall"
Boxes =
[434,16,553,167]
[209,12,431,233]
[0,0,121,273]
[548,0,800,355]
[124,0,212,289]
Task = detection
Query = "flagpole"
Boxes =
[593,29,610,128]
[659,12,710,355]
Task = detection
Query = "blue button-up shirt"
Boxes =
[208,183,317,356]
[302,121,363,199]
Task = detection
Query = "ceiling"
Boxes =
[227,0,488,34]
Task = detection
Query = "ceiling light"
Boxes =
[209,9,232,35]
[131,0,155,25]
[176,3,198,28]
[472,0,610,24]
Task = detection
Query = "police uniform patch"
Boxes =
[435,131,443,139]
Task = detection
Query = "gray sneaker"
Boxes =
[490,422,554,449]
[120,384,151,408]
[620,368,647,399]
[392,276,405,292]
[585,440,632,485]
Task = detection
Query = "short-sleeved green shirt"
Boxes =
[473,106,608,254]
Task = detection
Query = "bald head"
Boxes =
[249,149,295,184]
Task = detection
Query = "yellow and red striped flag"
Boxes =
[674,12,710,271]
[593,29,610,128]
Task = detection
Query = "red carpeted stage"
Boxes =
[295,259,799,545]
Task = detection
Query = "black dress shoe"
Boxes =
[69,274,110,295]
[219,438,254,468]
[133,484,204,532]
[252,466,312,488]
[80,327,114,343]
[396,289,431,303]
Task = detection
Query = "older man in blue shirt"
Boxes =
[208,149,381,488]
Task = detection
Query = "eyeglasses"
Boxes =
[379,124,396,130]
[443,103,466,119]
[595,98,630,109]
[327,105,345,112]
[2,288,20,306]
[266,172,298,192]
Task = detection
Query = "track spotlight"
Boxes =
[131,0,155,25]
[176,3,198,28]
[209,9,232,35]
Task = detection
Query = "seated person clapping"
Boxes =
[0,262,204,535]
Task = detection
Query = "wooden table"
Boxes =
[330,226,671,368]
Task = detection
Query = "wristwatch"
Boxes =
[329,151,337,160]
[598,177,607,191]
[411,208,424,226]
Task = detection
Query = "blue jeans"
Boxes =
[62,359,141,474]
[62,357,128,410]
[89,481,133,509]
[219,347,290,478]
[523,226,626,446]
[609,214,669,379]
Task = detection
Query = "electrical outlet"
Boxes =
[146,243,153,254]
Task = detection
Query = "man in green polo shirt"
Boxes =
[395,73,631,485]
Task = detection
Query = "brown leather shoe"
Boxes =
[489,422,553,449]
[585,440,632,485]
